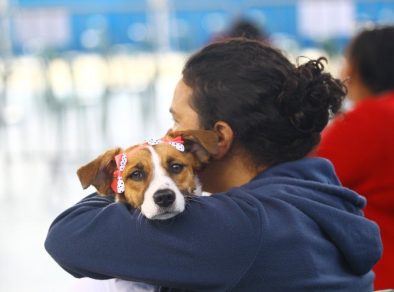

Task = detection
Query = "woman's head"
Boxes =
[174,39,345,168]
[343,26,394,100]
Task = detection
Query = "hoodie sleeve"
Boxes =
[44,192,262,290]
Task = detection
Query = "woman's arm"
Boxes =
[45,191,262,290]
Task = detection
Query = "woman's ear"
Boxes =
[212,121,234,159]
[168,129,219,164]
[168,121,234,163]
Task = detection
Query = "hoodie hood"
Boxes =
[246,157,383,275]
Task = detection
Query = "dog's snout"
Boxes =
[153,189,176,207]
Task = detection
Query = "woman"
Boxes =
[315,26,394,290]
[45,39,382,291]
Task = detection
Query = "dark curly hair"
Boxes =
[182,39,346,166]
[347,26,394,94]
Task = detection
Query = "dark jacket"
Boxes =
[45,158,382,291]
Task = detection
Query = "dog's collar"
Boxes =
[111,136,185,194]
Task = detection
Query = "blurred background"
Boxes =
[0,0,393,291]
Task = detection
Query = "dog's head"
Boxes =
[77,130,218,220]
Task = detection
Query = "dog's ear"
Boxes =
[168,129,219,165]
[77,148,122,195]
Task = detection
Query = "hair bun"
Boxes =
[277,57,345,134]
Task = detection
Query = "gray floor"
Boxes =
[0,78,176,291]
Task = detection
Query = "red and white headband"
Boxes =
[111,136,185,193]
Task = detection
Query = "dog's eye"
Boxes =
[169,163,184,174]
[128,170,145,181]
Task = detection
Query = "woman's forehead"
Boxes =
[172,80,193,111]
[170,80,200,130]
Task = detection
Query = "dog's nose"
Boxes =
[153,189,176,208]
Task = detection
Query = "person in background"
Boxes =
[211,17,269,43]
[45,39,382,291]
[315,26,394,290]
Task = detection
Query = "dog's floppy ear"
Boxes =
[77,148,122,195]
[168,129,219,164]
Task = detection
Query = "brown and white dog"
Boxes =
[77,130,218,220]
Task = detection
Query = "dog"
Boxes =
[77,129,218,220]
[74,130,218,291]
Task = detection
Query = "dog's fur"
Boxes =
[77,130,218,220]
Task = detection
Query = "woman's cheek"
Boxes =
[171,121,179,131]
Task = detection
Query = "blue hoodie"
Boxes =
[45,158,382,291]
